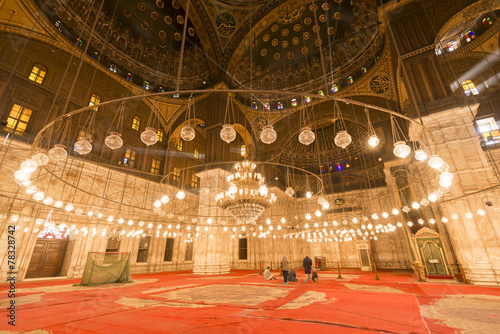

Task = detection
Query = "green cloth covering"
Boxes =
[76,252,133,286]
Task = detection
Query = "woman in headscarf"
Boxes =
[281,255,290,285]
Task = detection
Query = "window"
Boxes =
[304,96,311,103]
[132,116,141,131]
[109,64,117,73]
[277,102,283,109]
[194,147,199,159]
[158,86,165,93]
[252,101,258,109]
[361,66,367,75]
[143,81,150,90]
[317,90,324,96]
[104,238,120,263]
[124,149,136,167]
[347,76,353,85]
[176,141,183,151]
[93,52,100,60]
[172,166,180,181]
[157,129,164,142]
[5,104,32,134]
[185,242,193,261]
[241,145,246,157]
[464,30,475,42]
[482,16,492,25]
[164,238,174,261]
[137,236,150,263]
[126,72,132,80]
[462,80,479,96]
[54,20,62,31]
[477,117,499,133]
[28,65,46,84]
[89,93,101,111]
[151,157,161,174]
[291,99,297,107]
[75,38,83,47]
[238,238,248,260]
[191,174,199,188]
[331,84,338,93]
[447,40,459,52]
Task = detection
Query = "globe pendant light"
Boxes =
[428,155,444,169]
[141,127,158,146]
[20,159,38,173]
[74,137,92,155]
[200,187,209,196]
[285,187,295,197]
[33,191,45,201]
[220,124,236,144]
[180,124,195,141]
[176,190,186,200]
[260,125,277,144]
[14,170,31,182]
[439,179,452,188]
[32,152,49,166]
[393,141,411,158]
[414,149,427,161]
[298,127,315,146]
[368,135,379,147]
[49,144,68,161]
[334,130,352,149]
[105,132,123,150]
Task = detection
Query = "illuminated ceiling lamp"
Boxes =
[220,95,237,144]
[105,102,126,150]
[333,101,352,149]
[390,116,411,158]
[365,107,379,147]
[181,94,196,142]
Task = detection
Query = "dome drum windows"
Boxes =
[132,116,141,131]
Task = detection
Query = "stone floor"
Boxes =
[1,269,499,333]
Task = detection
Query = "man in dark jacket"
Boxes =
[303,255,313,282]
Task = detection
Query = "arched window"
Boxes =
[241,145,246,157]
[176,141,183,151]
[361,66,367,75]
[347,76,354,85]
[331,84,338,93]
[143,81,150,90]
[157,129,164,142]
[194,147,199,159]
[462,80,479,96]
[132,116,141,131]
[89,93,101,111]
[29,64,47,84]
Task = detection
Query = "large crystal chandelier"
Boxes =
[216,161,277,224]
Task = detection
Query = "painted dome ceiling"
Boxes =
[36,0,380,91]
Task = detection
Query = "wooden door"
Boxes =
[26,239,68,278]
[422,242,447,276]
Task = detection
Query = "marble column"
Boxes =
[410,104,500,285]
[192,168,231,275]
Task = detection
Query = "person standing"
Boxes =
[303,255,313,282]
[281,255,290,285]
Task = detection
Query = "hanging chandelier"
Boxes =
[215,161,277,224]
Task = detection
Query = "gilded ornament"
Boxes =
[319,14,326,22]
[370,75,390,94]
[301,47,308,54]
[294,24,301,32]
[282,40,289,48]
[334,12,342,20]
[272,39,279,46]
[287,52,294,59]
[303,32,310,40]
[263,34,270,42]
[260,49,267,56]
[322,3,330,10]
[292,37,300,45]
[274,53,281,60]
[282,29,289,37]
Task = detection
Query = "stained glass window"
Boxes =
[331,84,338,93]
[291,98,297,107]
[464,30,475,42]
[304,96,311,103]
[361,66,367,75]
[252,102,258,109]
[347,76,353,85]
[157,129,164,142]
[277,102,283,109]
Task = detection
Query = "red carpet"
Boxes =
[1,269,499,333]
